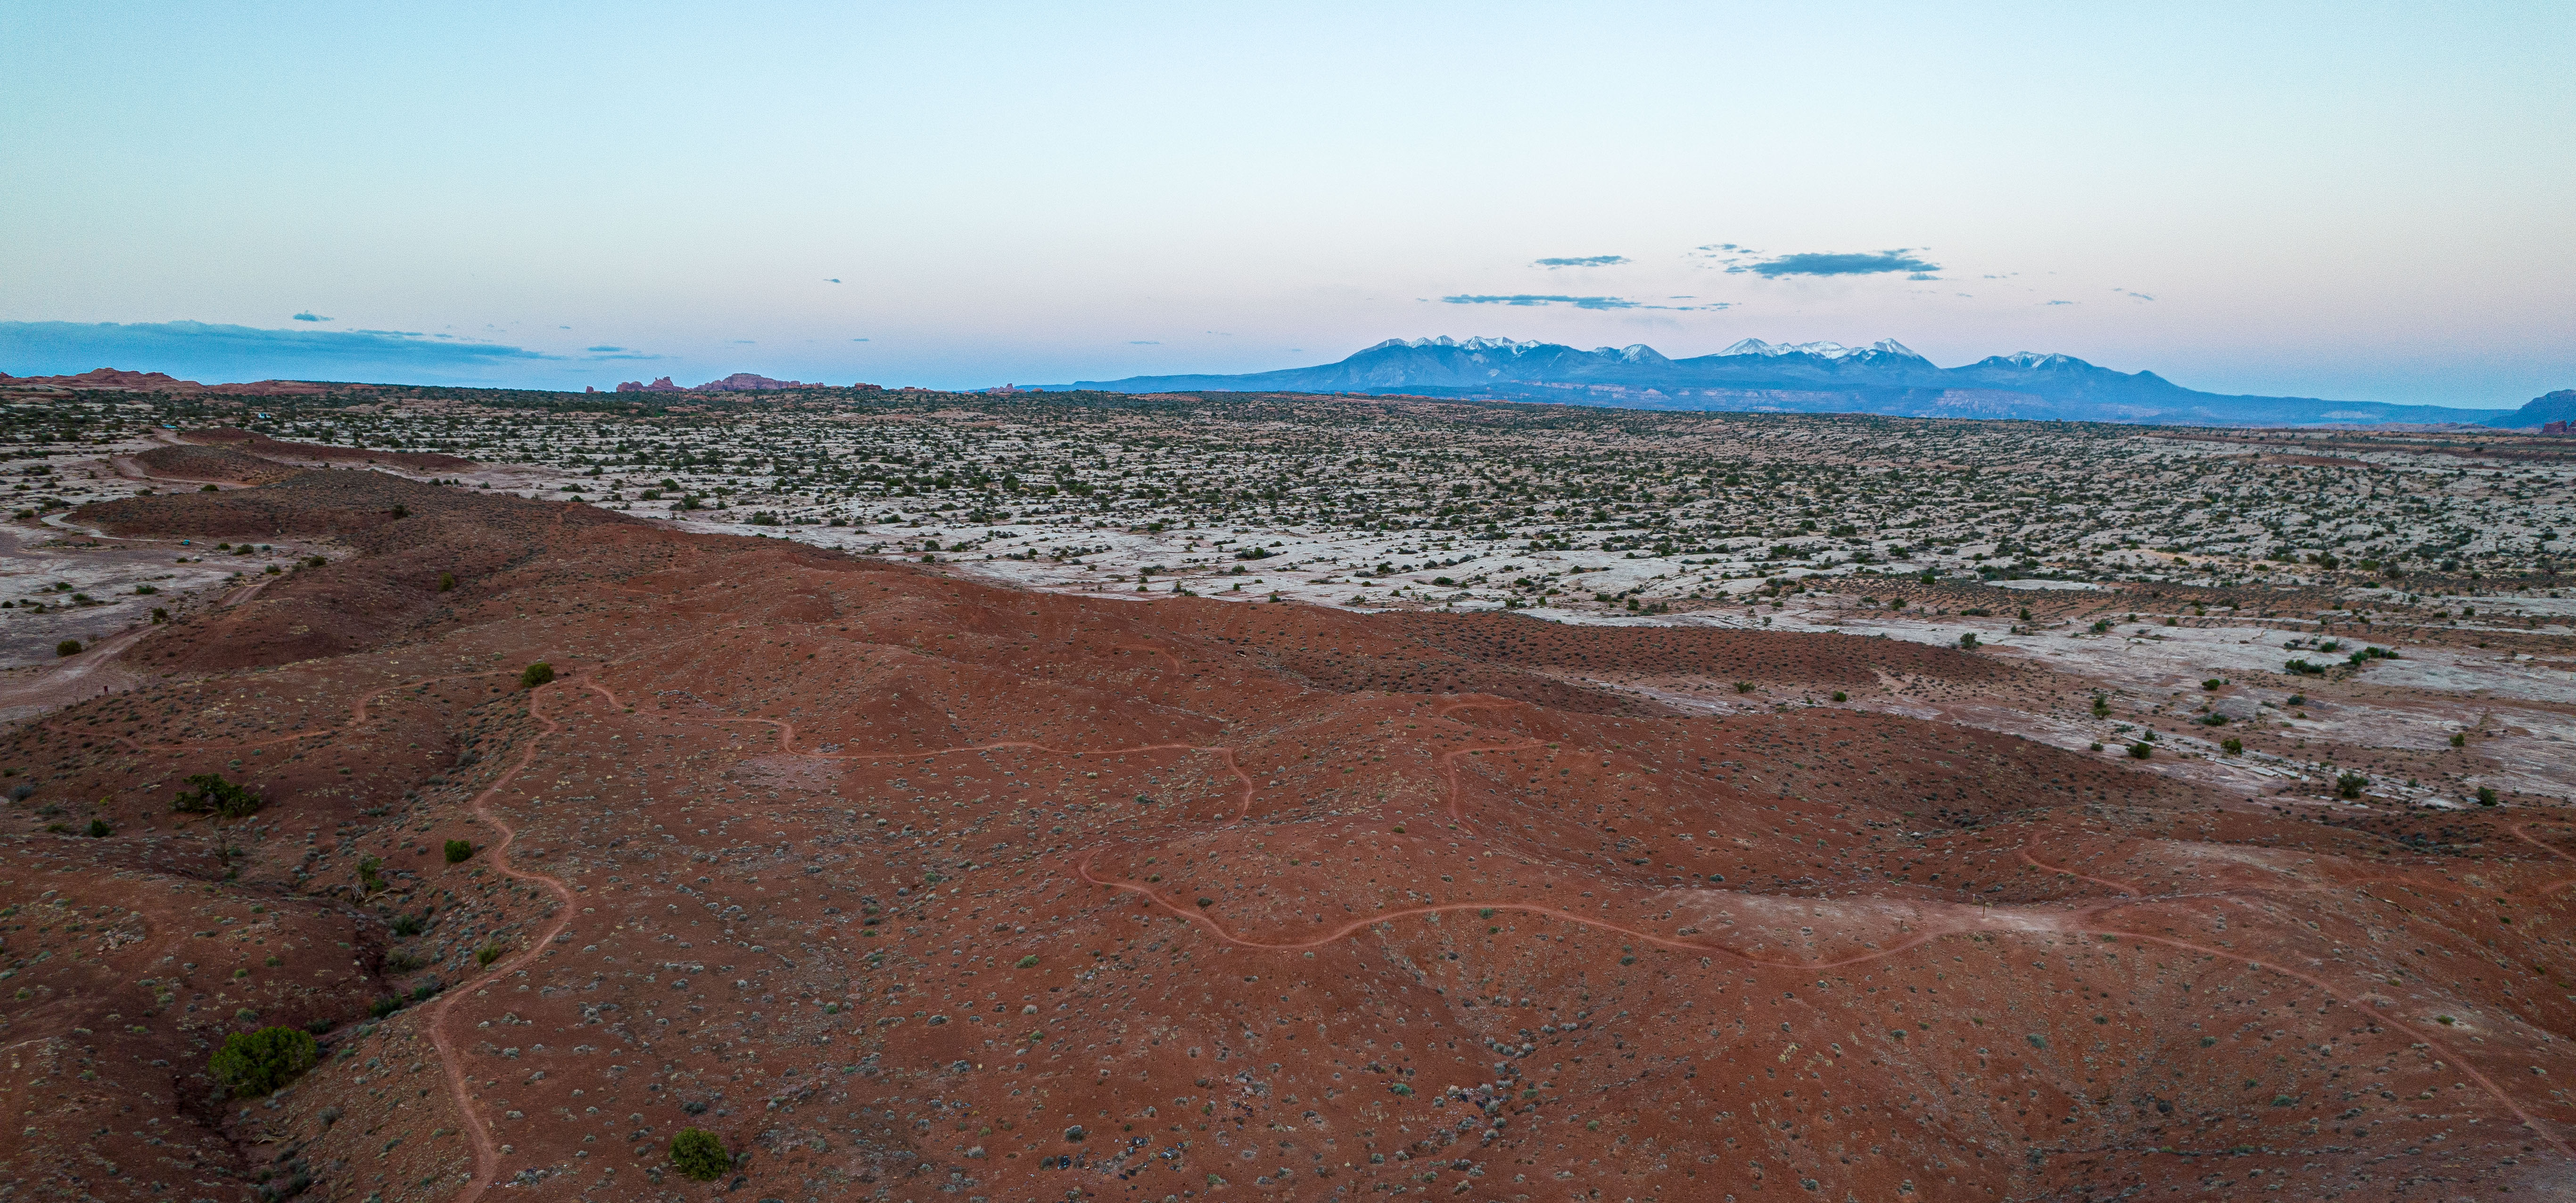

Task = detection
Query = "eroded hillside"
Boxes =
[1,472,2571,1202]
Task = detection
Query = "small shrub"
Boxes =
[2450,732,2467,748]
[2336,772,2368,799]
[476,944,506,967]
[357,856,386,895]
[2090,695,2111,718]
[2202,679,2222,691]
[2477,786,2499,807]
[1831,691,1848,702]
[391,911,427,937]
[54,639,81,657]
[1015,955,1039,968]
[172,773,262,819]
[444,839,473,864]
[2128,742,2152,760]
[85,817,110,838]
[437,571,456,592]
[2220,737,2243,755]
[1957,632,1978,650]
[207,1026,319,1097]
[520,661,554,688]
[1733,681,1756,694]
[669,1128,731,1181]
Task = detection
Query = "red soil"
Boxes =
[3,471,2571,1202]
[129,444,305,486]
[179,428,477,473]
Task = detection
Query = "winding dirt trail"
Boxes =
[1069,846,1971,967]
[2083,926,2576,1161]
[2016,847,2138,896]
[414,675,589,1203]
[699,710,1263,818]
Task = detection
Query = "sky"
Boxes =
[3,1,2571,407]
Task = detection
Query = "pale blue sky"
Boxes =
[3,1,2569,404]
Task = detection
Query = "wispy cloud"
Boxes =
[1742,250,1938,277]
[291,312,331,322]
[1128,340,1161,345]
[1532,255,1629,268]
[2044,299,2075,306]
[1693,245,1945,278]
[0,320,556,385]
[585,345,625,353]
[1440,294,1727,311]
[2113,288,2155,302]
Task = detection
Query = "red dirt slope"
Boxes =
[2,471,2570,1203]
[182,427,477,473]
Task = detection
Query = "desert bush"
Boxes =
[172,773,262,819]
[444,839,474,864]
[207,1026,319,1097]
[520,661,553,688]
[669,1128,731,1180]
[2336,772,2367,799]
[54,639,80,657]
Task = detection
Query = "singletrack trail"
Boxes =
[2083,927,2576,1161]
[2016,847,2138,896]
[413,676,587,1203]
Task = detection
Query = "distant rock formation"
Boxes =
[2488,388,2576,430]
[0,368,337,396]
[612,373,829,394]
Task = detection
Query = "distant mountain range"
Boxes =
[1054,337,2559,428]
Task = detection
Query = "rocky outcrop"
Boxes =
[613,373,828,393]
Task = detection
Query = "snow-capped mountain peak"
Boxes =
[1717,338,1924,361]
[1990,351,2081,369]
[1367,336,1548,353]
